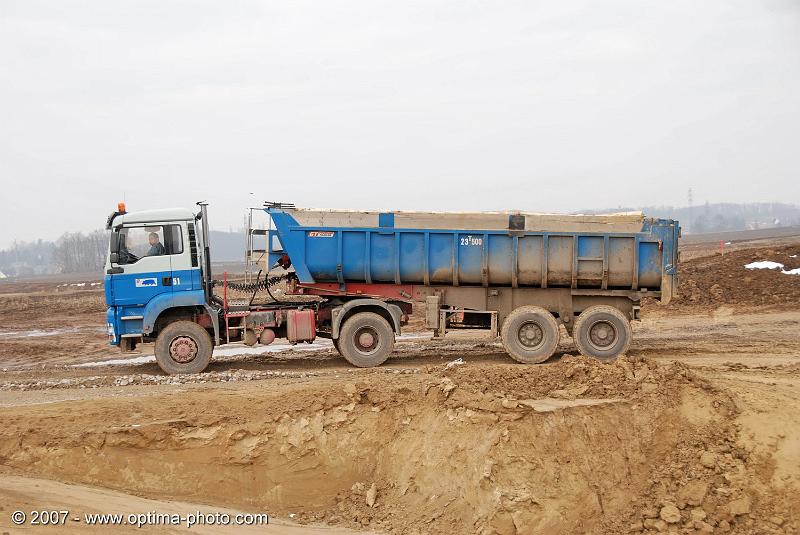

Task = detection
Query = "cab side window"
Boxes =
[116,225,183,265]
[163,225,184,255]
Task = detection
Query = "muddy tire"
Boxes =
[243,329,257,346]
[154,320,213,374]
[259,329,276,345]
[573,305,631,360]
[337,312,394,367]
[500,306,560,364]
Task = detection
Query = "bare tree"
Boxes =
[53,230,108,274]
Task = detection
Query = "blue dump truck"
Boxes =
[104,202,679,374]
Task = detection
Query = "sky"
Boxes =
[1,0,798,247]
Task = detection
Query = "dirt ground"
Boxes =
[1,237,799,534]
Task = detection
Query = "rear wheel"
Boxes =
[500,306,560,364]
[243,329,258,346]
[573,305,631,359]
[259,329,276,345]
[337,312,394,367]
[154,320,213,374]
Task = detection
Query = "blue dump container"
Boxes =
[266,208,679,300]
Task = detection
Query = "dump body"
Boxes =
[266,208,679,301]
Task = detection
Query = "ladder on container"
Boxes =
[244,207,269,283]
[220,271,251,345]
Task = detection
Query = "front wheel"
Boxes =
[154,320,213,374]
[337,312,395,367]
[573,305,632,359]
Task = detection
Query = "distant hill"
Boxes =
[208,230,247,263]
[579,202,800,234]
[3,203,799,277]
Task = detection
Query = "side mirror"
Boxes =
[110,231,121,254]
[110,252,120,264]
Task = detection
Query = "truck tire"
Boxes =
[154,320,213,374]
[259,329,276,345]
[243,329,257,346]
[500,306,560,364]
[573,305,631,360]
[337,312,394,367]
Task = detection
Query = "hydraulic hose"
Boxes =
[211,271,292,305]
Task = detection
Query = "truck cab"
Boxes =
[105,204,220,372]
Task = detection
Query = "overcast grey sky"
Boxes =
[1,0,798,247]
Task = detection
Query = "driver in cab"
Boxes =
[146,232,165,256]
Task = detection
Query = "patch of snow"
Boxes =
[398,333,430,340]
[71,333,431,368]
[215,339,334,356]
[445,358,465,369]
[73,355,156,367]
[790,254,798,258]
[744,261,784,270]
[742,260,800,275]
[73,340,333,368]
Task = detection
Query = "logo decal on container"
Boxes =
[308,231,335,238]
[135,278,158,287]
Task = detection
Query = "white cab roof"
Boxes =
[114,208,195,226]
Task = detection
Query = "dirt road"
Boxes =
[0,474,373,535]
[1,241,799,534]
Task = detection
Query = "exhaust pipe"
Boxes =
[197,202,214,304]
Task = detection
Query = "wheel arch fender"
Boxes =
[331,299,402,339]
[142,290,208,335]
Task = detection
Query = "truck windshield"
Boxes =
[113,225,183,265]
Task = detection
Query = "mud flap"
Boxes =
[120,337,137,352]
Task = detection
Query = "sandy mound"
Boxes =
[2,356,794,534]
[650,245,800,312]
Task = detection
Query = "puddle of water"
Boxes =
[0,328,81,339]
[27,328,81,338]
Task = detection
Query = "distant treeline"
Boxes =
[0,230,107,277]
[2,202,798,277]
[581,202,800,234]
[0,229,246,277]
